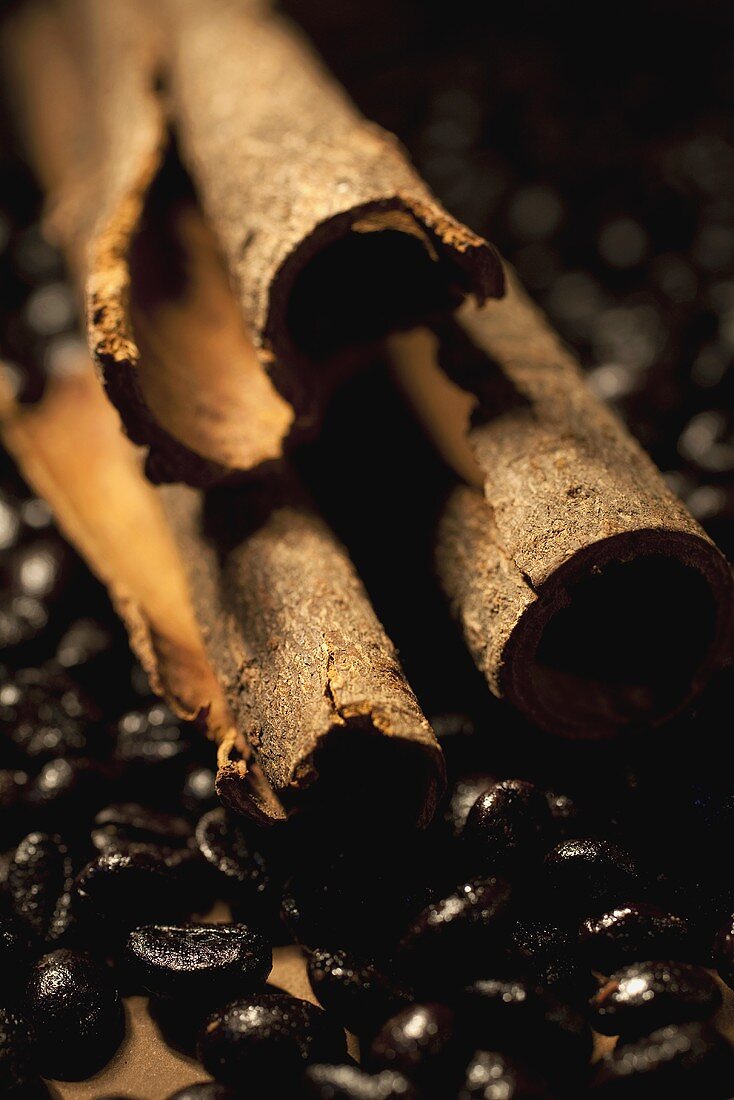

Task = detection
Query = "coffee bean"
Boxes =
[543,840,641,913]
[714,911,734,990]
[0,668,101,766]
[462,780,554,870]
[7,832,74,944]
[396,877,513,988]
[181,767,219,818]
[126,923,272,1000]
[73,847,189,932]
[579,904,693,973]
[305,1063,420,1099]
[25,948,123,1079]
[195,808,270,902]
[458,1050,553,1099]
[93,803,193,853]
[306,947,414,1038]
[590,1022,734,1096]
[460,980,592,1082]
[198,992,346,1088]
[368,1004,465,1093]
[590,961,722,1038]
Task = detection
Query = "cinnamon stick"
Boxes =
[391,271,733,737]
[159,475,444,825]
[4,0,503,485]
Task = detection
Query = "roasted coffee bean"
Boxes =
[181,767,219,819]
[7,832,74,944]
[198,992,347,1088]
[458,1050,553,1099]
[0,595,49,665]
[589,1022,734,1097]
[579,903,693,973]
[93,803,193,853]
[714,911,734,990]
[396,877,513,988]
[167,1085,237,1100]
[368,1004,465,1094]
[462,780,553,870]
[307,947,414,1038]
[0,912,32,993]
[126,923,272,1000]
[460,980,592,1082]
[25,948,123,1079]
[543,839,641,913]
[195,808,270,902]
[510,915,597,1004]
[305,1063,419,1100]
[0,669,101,766]
[0,1006,38,1095]
[8,539,70,604]
[590,961,722,1038]
[73,847,189,932]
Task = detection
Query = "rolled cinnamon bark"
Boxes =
[4,0,502,485]
[394,272,733,737]
[159,475,444,825]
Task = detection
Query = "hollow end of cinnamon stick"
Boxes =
[499,526,732,738]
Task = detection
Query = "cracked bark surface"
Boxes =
[159,474,445,824]
[434,272,733,737]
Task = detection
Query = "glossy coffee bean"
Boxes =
[25,949,123,1079]
[462,780,553,870]
[368,1003,465,1092]
[307,947,414,1038]
[7,832,74,944]
[126,923,272,1000]
[511,915,597,1005]
[396,877,513,987]
[461,980,592,1082]
[73,847,188,932]
[27,757,115,826]
[590,1022,734,1097]
[543,840,640,913]
[0,1006,39,1095]
[590,961,722,1038]
[579,903,693,973]
[458,1050,552,1099]
[195,808,270,901]
[714,911,734,990]
[93,804,193,853]
[198,992,346,1088]
[0,912,32,992]
[167,1086,237,1100]
[305,1063,419,1100]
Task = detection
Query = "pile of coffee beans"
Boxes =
[2,3,734,1094]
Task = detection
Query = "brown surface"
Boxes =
[162,0,503,407]
[5,0,503,486]
[424,271,733,736]
[159,476,444,825]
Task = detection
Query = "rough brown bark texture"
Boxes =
[435,270,733,736]
[159,475,445,825]
[161,0,503,412]
[5,0,502,485]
